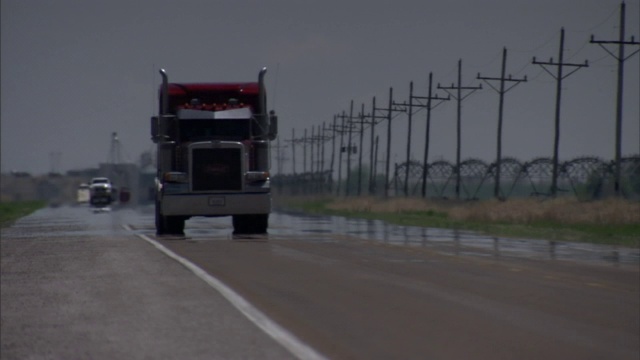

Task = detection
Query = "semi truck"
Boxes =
[151,68,278,235]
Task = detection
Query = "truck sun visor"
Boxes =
[177,107,253,120]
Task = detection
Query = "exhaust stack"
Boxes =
[159,68,168,115]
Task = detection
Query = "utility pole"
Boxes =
[369,97,376,195]
[414,72,449,198]
[320,122,326,174]
[379,87,406,197]
[478,47,527,199]
[358,104,366,196]
[336,111,348,195]
[395,80,448,197]
[373,135,380,194]
[342,102,367,197]
[591,2,639,197]
[385,88,393,197]
[290,128,296,174]
[534,28,588,197]
[315,123,326,173]
[273,136,288,176]
[346,100,354,196]
[275,136,281,176]
[330,115,337,192]
[438,59,482,199]
[303,128,308,173]
[322,122,330,193]
[401,82,415,197]
[305,126,316,173]
[312,125,318,173]
[368,96,388,195]
[314,125,320,173]
[313,124,325,193]
[309,122,332,193]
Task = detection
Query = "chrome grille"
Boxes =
[191,148,242,191]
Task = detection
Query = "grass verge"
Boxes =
[275,196,640,248]
[0,201,47,228]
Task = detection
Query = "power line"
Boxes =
[394,77,449,197]
[377,87,407,197]
[438,59,482,200]
[368,96,390,195]
[533,27,589,197]
[590,1,640,197]
[478,47,527,199]
[418,72,450,198]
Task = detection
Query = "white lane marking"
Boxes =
[135,234,326,360]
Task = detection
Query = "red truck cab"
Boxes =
[151,68,278,235]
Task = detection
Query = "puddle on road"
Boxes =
[171,209,639,267]
[266,211,640,267]
[2,205,136,239]
[4,205,638,267]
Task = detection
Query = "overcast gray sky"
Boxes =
[2,0,638,175]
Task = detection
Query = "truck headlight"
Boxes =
[163,172,188,183]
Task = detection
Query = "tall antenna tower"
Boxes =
[109,132,123,164]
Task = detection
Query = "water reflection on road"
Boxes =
[266,211,639,267]
[11,205,636,268]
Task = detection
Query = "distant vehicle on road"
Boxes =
[76,183,90,203]
[89,177,113,206]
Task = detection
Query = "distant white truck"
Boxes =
[89,177,113,206]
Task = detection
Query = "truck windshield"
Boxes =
[179,119,251,142]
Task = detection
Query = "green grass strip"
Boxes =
[0,201,47,228]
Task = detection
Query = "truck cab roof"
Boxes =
[164,82,261,115]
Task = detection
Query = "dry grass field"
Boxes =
[326,197,640,225]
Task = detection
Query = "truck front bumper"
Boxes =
[161,192,271,216]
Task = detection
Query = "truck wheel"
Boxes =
[166,216,185,235]
[232,215,245,234]
[252,214,268,234]
[155,201,185,235]
[233,214,268,234]
[155,201,167,234]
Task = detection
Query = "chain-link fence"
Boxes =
[272,155,640,200]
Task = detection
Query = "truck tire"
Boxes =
[232,214,268,234]
[155,200,166,234]
[166,216,185,234]
[155,200,185,235]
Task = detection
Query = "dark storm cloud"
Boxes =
[1,0,638,174]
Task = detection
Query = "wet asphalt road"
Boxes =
[1,205,297,360]
[1,204,639,359]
